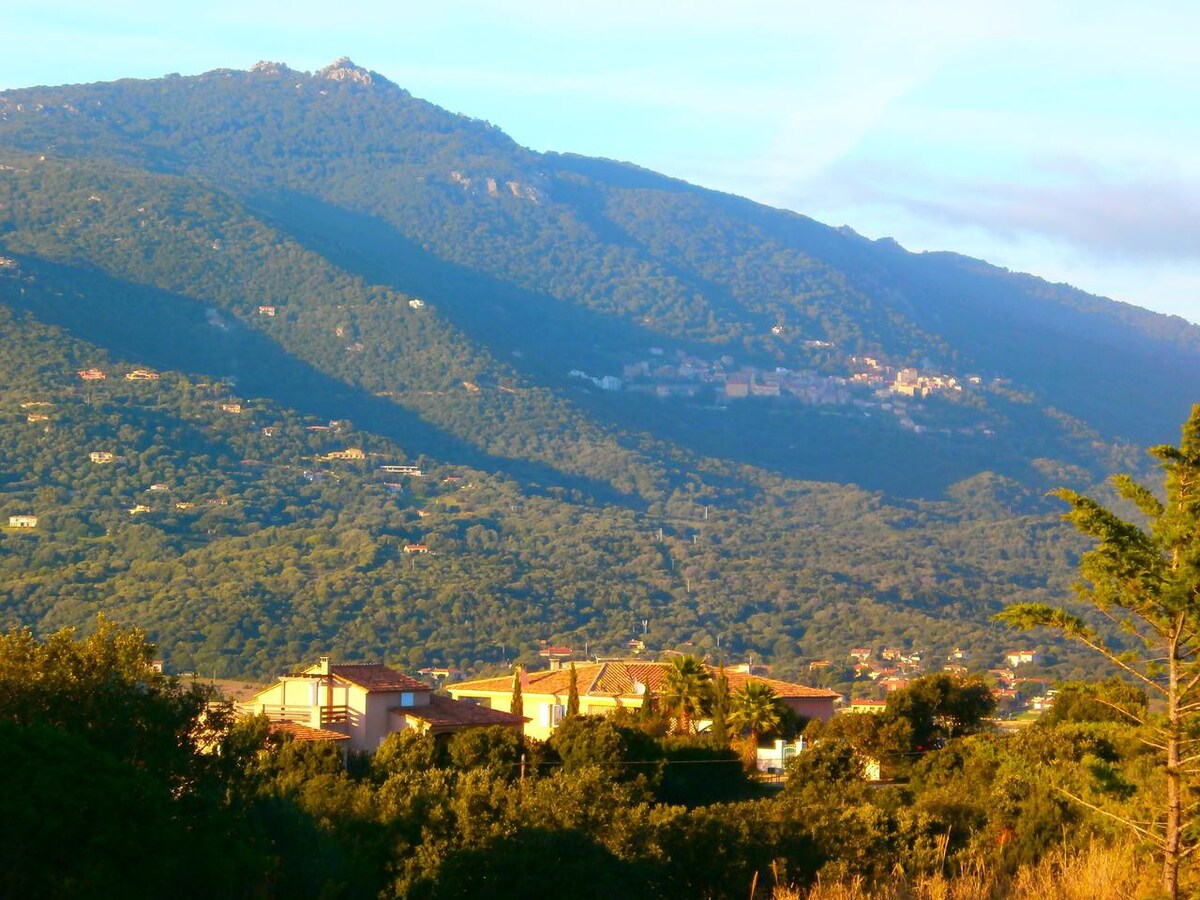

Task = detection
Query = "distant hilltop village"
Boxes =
[569,346,1003,436]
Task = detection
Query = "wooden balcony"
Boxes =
[241,703,349,726]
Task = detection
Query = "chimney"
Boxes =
[317,656,331,675]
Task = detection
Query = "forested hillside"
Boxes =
[0,59,1194,680]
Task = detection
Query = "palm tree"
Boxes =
[729,681,783,747]
[662,655,711,734]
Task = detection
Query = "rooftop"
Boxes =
[452,660,838,700]
[397,695,528,730]
[289,662,431,693]
[268,721,350,743]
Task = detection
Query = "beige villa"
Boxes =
[240,657,526,753]
[448,659,839,741]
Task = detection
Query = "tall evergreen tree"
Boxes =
[638,684,655,721]
[999,404,1200,900]
[710,667,730,746]
[566,662,580,718]
[510,665,524,719]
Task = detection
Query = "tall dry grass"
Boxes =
[772,840,1161,900]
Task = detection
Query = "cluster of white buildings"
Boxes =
[571,348,995,426]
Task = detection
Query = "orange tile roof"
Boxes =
[397,695,528,729]
[451,661,837,700]
[269,721,350,743]
[330,664,430,693]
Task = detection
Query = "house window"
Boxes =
[539,703,566,727]
[400,692,415,707]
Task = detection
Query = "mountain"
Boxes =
[0,59,1193,680]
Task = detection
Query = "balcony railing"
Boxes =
[241,703,349,726]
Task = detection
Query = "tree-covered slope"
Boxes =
[1,59,1195,462]
[0,276,1096,682]
[0,60,1189,680]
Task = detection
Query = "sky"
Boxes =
[2,1,1198,325]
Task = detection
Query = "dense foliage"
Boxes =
[0,295,1112,680]
[0,622,1178,899]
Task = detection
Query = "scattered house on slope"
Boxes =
[7,515,38,528]
[124,369,160,381]
[89,451,116,464]
[379,464,425,476]
[846,698,889,714]
[77,368,107,381]
[756,737,807,774]
[1005,649,1040,667]
[449,660,839,741]
[240,657,526,753]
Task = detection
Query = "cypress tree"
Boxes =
[711,666,730,746]
[566,662,580,717]
[639,684,655,721]
[510,665,523,718]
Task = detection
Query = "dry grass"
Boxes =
[773,841,1160,900]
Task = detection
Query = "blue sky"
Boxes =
[3,1,1198,324]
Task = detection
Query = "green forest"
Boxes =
[0,293,1106,682]
[0,83,1182,682]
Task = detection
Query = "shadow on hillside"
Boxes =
[4,258,634,505]
[254,192,1065,499]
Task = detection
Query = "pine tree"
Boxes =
[998,404,1200,900]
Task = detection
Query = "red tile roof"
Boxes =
[330,664,430,693]
[451,661,838,700]
[269,721,350,743]
[397,695,528,730]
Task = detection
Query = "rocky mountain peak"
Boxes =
[250,61,291,76]
[317,57,382,86]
